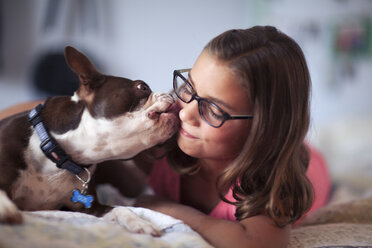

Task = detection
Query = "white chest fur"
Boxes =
[11,132,95,211]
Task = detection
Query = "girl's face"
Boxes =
[177,51,252,163]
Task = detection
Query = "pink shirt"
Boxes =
[147,145,331,222]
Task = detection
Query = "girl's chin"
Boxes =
[177,136,239,162]
[177,137,201,157]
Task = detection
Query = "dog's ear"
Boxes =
[64,46,105,88]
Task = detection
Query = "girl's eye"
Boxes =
[202,102,225,121]
[209,108,225,120]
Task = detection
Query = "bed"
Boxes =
[289,117,372,247]
[1,181,372,248]
[1,111,371,247]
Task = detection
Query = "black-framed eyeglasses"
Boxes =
[173,69,253,128]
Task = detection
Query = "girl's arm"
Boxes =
[135,195,290,248]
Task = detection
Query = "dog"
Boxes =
[0,46,179,235]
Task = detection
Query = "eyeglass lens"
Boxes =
[174,71,226,127]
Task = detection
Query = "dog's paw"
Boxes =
[0,190,23,224]
[102,206,161,236]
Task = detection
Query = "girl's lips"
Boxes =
[180,128,198,139]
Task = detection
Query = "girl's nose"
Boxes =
[178,99,200,126]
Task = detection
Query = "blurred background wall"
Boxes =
[0,0,372,182]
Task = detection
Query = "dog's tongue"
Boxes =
[167,102,181,115]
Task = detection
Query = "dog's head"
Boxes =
[47,46,179,163]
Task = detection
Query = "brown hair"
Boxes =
[167,26,313,227]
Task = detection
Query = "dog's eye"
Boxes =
[136,82,149,91]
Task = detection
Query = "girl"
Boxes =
[0,26,330,248]
[134,26,330,247]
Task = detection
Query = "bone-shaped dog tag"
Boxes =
[71,189,94,208]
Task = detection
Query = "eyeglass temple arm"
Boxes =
[175,68,191,74]
[229,115,253,120]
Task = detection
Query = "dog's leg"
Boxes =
[0,190,23,224]
[102,206,161,236]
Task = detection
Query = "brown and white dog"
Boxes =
[0,46,179,235]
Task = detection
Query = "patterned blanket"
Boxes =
[0,208,212,248]
[2,184,372,247]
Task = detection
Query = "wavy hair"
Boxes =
[167,26,313,227]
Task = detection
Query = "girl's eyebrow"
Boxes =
[188,72,234,111]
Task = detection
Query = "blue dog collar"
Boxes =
[27,104,86,175]
[28,104,94,208]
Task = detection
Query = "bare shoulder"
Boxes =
[240,215,290,248]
